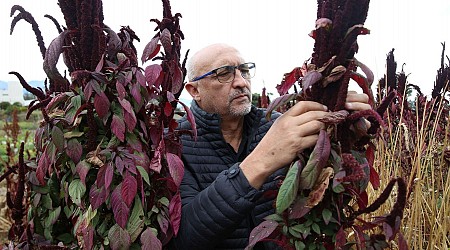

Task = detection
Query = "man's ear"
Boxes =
[185,82,201,101]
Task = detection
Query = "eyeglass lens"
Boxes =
[216,63,255,83]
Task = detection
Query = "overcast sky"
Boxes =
[1,0,449,98]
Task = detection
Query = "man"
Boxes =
[171,43,371,249]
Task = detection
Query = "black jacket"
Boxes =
[170,101,284,250]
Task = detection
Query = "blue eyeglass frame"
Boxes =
[191,62,256,82]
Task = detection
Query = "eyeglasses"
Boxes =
[191,62,256,83]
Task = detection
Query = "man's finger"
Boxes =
[286,101,328,116]
[346,93,369,103]
[345,102,371,111]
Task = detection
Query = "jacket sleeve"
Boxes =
[169,163,263,249]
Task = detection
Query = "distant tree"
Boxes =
[0,101,11,110]
[251,93,260,106]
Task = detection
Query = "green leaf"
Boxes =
[290,224,309,234]
[41,194,53,210]
[31,183,50,194]
[108,224,131,250]
[276,161,300,214]
[137,166,150,185]
[288,226,302,238]
[295,241,306,250]
[72,94,82,110]
[312,223,320,234]
[44,206,61,228]
[51,126,65,152]
[84,205,97,226]
[159,197,169,207]
[64,130,85,139]
[127,197,145,242]
[69,179,86,205]
[264,214,284,222]
[322,209,333,225]
[56,233,75,244]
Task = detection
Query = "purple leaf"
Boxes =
[127,133,143,152]
[108,224,131,250]
[95,53,105,73]
[36,152,49,185]
[94,92,110,119]
[82,224,94,250]
[96,164,107,187]
[66,139,83,163]
[288,197,311,220]
[172,62,183,94]
[157,213,170,235]
[276,67,303,95]
[145,64,162,88]
[160,28,172,54]
[46,92,69,111]
[76,160,91,186]
[383,222,394,241]
[135,68,147,87]
[169,192,182,236]
[116,80,127,99]
[150,140,164,173]
[141,36,160,64]
[124,109,137,132]
[351,71,375,106]
[164,102,173,117]
[121,174,137,208]
[265,93,298,121]
[335,227,346,248]
[322,65,347,87]
[89,182,108,210]
[43,30,68,83]
[166,153,184,188]
[104,27,122,58]
[276,161,300,214]
[245,220,279,250]
[397,232,409,250]
[119,98,137,131]
[115,156,125,175]
[112,184,130,228]
[131,82,142,106]
[105,163,114,191]
[141,228,162,250]
[302,70,322,89]
[299,130,331,190]
[111,114,126,142]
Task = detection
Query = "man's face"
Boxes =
[189,46,252,118]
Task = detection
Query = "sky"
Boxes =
[1,0,449,99]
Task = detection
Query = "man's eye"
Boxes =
[216,69,232,77]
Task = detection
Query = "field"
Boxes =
[0,99,449,249]
[0,110,40,244]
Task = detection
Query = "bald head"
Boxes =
[187,43,245,81]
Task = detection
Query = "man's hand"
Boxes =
[241,101,328,189]
[345,91,371,111]
[240,91,372,189]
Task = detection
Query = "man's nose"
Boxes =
[232,69,249,88]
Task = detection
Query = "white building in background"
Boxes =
[0,81,30,106]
